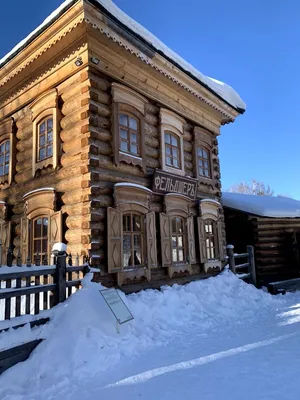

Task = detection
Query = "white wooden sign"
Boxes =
[100,288,134,325]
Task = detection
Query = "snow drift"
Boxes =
[0,270,282,398]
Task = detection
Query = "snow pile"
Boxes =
[222,192,300,218]
[0,0,246,111]
[0,270,281,398]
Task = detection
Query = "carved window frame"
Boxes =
[30,89,60,177]
[0,202,11,265]
[107,183,157,286]
[21,188,62,264]
[0,118,15,186]
[160,108,185,176]
[111,83,148,172]
[160,194,196,278]
[198,199,224,272]
[194,127,214,184]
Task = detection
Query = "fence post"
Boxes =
[7,246,13,267]
[55,251,67,305]
[0,240,2,267]
[226,244,236,274]
[247,245,257,287]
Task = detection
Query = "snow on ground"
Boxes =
[222,191,300,218]
[0,270,300,400]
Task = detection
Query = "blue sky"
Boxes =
[0,0,299,197]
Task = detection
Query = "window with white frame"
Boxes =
[160,108,185,176]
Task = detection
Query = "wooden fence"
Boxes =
[0,251,89,321]
[226,245,257,287]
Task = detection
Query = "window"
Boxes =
[111,83,147,172]
[0,117,15,185]
[32,217,49,262]
[30,89,59,177]
[165,132,181,169]
[119,113,140,156]
[205,219,216,260]
[21,189,62,264]
[122,213,144,267]
[171,217,185,263]
[0,140,10,176]
[160,194,196,278]
[198,199,224,272]
[160,108,185,176]
[197,147,211,178]
[107,183,157,286]
[37,118,53,161]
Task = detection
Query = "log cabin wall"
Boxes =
[0,0,243,288]
[224,207,300,286]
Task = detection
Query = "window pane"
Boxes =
[34,240,41,253]
[5,141,9,151]
[47,131,53,143]
[39,148,46,160]
[0,144,4,153]
[47,146,53,157]
[131,133,137,143]
[165,133,171,144]
[166,156,172,166]
[120,129,128,140]
[119,114,128,126]
[0,167,3,176]
[47,118,53,130]
[133,215,141,231]
[199,167,205,176]
[40,135,45,146]
[172,218,177,233]
[173,158,179,168]
[39,122,46,134]
[202,149,208,159]
[198,159,204,167]
[172,236,177,248]
[4,165,9,175]
[43,218,48,236]
[178,236,183,247]
[171,135,178,147]
[5,153,9,162]
[178,249,184,262]
[0,155,3,165]
[120,141,128,152]
[172,249,178,262]
[131,144,138,155]
[42,239,48,253]
[123,215,131,232]
[129,118,138,130]
[34,219,42,237]
[166,146,171,155]
[204,170,210,178]
[123,236,131,267]
[210,246,215,259]
[197,148,203,157]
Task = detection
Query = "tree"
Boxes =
[228,179,274,196]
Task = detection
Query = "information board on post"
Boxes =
[100,288,134,325]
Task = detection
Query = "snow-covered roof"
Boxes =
[222,192,300,218]
[0,0,246,112]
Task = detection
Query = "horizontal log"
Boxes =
[183,141,193,153]
[89,74,111,91]
[145,134,159,149]
[90,114,111,130]
[62,188,91,204]
[183,131,193,141]
[145,113,158,127]
[144,123,159,137]
[145,103,159,115]
[145,145,159,159]
[90,141,111,156]
[61,95,87,116]
[60,82,85,102]
[90,89,111,105]
[65,229,90,244]
[89,126,112,142]
[60,106,89,130]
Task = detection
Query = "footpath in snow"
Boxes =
[0,270,299,400]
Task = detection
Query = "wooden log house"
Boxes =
[0,0,245,288]
[223,192,300,286]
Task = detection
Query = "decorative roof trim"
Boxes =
[84,17,236,122]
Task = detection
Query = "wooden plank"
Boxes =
[235,263,250,269]
[268,278,300,294]
[0,284,56,300]
[43,275,48,310]
[15,277,22,317]
[0,317,50,334]
[0,339,43,375]
[34,276,40,315]
[0,268,56,280]
[4,280,11,320]
[25,277,31,315]
[66,279,81,288]
[66,266,86,273]
[234,253,248,259]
